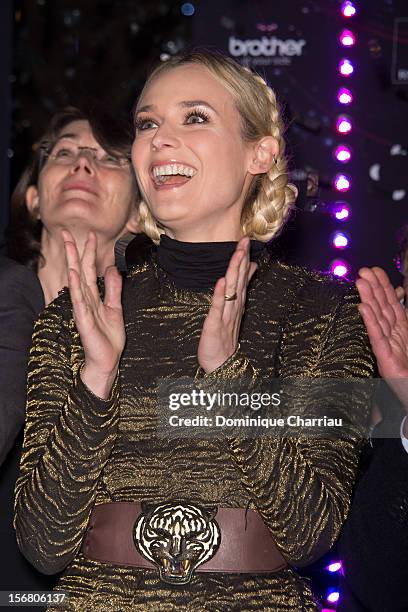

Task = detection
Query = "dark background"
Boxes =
[0,1,407,607]
[2,0,408,284]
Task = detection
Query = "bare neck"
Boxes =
[37,229,116,306]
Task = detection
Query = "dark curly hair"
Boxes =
[7,105,137,271]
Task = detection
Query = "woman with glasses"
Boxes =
[8,105,139,307]
[0,105,139,596]
[15,53,374,611]
[2,104,140,463]
[2,105,139,464]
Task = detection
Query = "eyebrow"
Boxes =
[135,100,219,116]
[53,133,103,152]
[55,132,79,141]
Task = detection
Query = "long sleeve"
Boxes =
[14,292,119,574]
[338,421,408,610]
[0,257,44,466]
[10,260,374,610]
[202,282,375,566]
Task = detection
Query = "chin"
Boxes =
[59,197,97,210]
[148,202,191,225]
[51,207,99,229]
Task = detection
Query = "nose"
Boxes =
[151,123,180,151]
[70,152,95,175]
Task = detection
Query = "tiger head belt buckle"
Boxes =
[133,501,221,585]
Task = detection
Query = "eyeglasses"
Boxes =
[40,142,131,169]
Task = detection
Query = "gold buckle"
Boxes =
[133,502,221,585]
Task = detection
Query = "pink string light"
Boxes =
[337,87,353,104]
[341,1,357,18]
[334,144,352,162]
[340,29,356,46]
[339,58,354,76]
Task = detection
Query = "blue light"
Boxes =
[181,3,195,16]
[326,561,342,573]
[327,590,340,604]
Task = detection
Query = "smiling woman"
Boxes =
[2,106,139,464]
[8,105,140,305]
[14,53,374,612]
[0,105,141,600]
[132,55,296,244]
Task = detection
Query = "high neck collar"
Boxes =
[156,235,265,290]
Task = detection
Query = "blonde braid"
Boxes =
[138,200,163,243]
[242,74,297,242]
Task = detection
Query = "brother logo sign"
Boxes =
[229,36,306,58]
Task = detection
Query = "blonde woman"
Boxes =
[15,52,374,611]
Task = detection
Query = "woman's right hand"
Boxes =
[63,230,125,399]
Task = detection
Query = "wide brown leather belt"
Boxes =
[82,502,288,584]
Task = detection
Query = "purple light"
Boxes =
[327,591,340,604]
[336,115,352,134]
[322,609,337,612]
[339,59,354,76]
[332,232,349,248]
[333,203,350,220]
[341,1,357,17]
[338,87,353,104]
[331,260,349,277]
[334,145,352,163]
[340,29,356,46]
[334,174,351,192]
[327,561,343,573]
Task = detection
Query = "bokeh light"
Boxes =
[330,260,349,277]
[332,202,351,220]
[181,3,195,16]
[339,58,354,76]
[340,29,356,47]
[327,561,343,573]
[337,87,353,104]
[334,144,352,162]
[334,173,351,191]
[332,231,350,249]
[341,1,357,17]
[336,115,352,134]
[327,591,340,604]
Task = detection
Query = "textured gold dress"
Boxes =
[14,251,374,611]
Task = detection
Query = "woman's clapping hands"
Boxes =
[357,266,408,412]
[198,237,257,373]
[63,230,125,399]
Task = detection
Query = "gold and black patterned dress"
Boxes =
[14,252,374,611]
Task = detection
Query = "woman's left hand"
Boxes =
[356,266,408,379]
[197,237,258,374]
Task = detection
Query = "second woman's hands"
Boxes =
[357,266,408,411]
[63,230,125,399]
[197,237,257,374]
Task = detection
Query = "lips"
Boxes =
[149,161,197,189]
[62,181,98,195]
[151,163,196,178]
